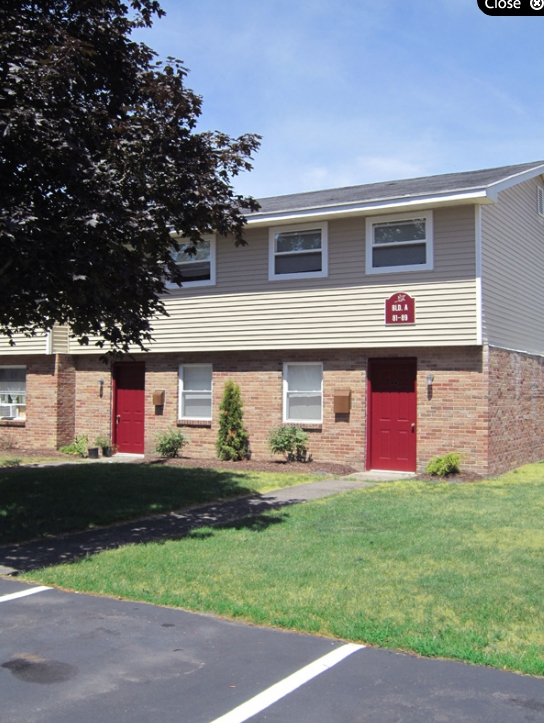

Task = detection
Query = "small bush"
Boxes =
[0,432,18,451]
[216,380,249,461]
[425,452,462,477]
[268,425,309,462]
[155,428,188,458]
[59,435,89,457]
[95,434,111,449]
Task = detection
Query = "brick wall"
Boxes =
[73,356,113,445]
[143,350,368,466]
[0,354,74,450]
[416,347,488,474]
[9,346,544,476]
[488,347,544,476]
[56,354,76,447]
[69,347,488,472]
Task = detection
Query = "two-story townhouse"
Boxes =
[2,160,544,475]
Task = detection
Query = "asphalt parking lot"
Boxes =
[2,577,544,723]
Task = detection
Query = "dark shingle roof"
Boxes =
[251,161,544,217]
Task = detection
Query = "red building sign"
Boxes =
[385,293,415,325]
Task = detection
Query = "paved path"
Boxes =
[0,472,411,574]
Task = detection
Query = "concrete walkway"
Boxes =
[0,468,413,575]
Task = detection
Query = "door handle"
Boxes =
[411,423,416,432]
[116,414,121,424]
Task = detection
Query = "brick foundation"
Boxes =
[3,345,544,476]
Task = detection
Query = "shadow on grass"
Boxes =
[0,463,257,546]
[0,464,298,572]
[188,513,289,539]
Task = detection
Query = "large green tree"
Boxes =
[0,0,260,350]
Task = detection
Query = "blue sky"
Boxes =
[132,0,544,199]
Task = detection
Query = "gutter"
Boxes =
[247,190,493,227]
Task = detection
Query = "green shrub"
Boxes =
[94,434,111,449]
[216,380,249,461]
[268,425,309,462]
[425,452,462,477]
[59,435,89,457]
[155,428,188,458]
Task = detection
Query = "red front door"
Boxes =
[367,358,417,472]
[113,363,145,454]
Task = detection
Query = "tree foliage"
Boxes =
[0,0,260,350]
[216,380,249,461]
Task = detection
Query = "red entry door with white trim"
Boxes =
[367,358,417,472]
[113,363,145,454]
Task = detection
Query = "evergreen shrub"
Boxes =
[216,380,249,461]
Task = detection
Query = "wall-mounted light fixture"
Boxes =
[99,378,104,398]
[426,374,434,388]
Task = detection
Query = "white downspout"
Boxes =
[475,205,483,346]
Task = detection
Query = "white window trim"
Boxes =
[178,364,213,421]
[365,211,434,275]
[166,234,216,289]
[269,222,328,281]
[0,365,26,421]
[283,362,323,424]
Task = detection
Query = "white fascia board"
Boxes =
[485,163,544,201]
[247,190,492,227]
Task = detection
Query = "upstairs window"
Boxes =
[366,212,433,274]
[0,367,26,420]
[167,235,216,289]
[269,223,328,280]
[283,363,323,423]
[538,186,544,218]
[179,365,212,420]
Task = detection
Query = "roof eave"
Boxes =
[485,163,544,201]
[246,189,492,227]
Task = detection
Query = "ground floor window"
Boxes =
[179,364,213,420]
[0,367,26,420]
[283,363,323,423]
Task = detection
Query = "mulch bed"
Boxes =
[5,448,360,476]
[415,472,484,483]
[5,449,485,480]
[148,455,360,476]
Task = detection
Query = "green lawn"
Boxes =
[0,453,69,467]
[0,462,322,545]
[22,463,544,677]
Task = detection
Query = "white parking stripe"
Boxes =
[0,586,51,603]
[208,642,364,723]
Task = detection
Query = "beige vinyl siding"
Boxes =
[481,177,544,355]
[66,205,478,354]
[133,205,477,352]
[161,205,476,297]
[0,332,47,355]
[0,325,69,355]
[143,280,478,351]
